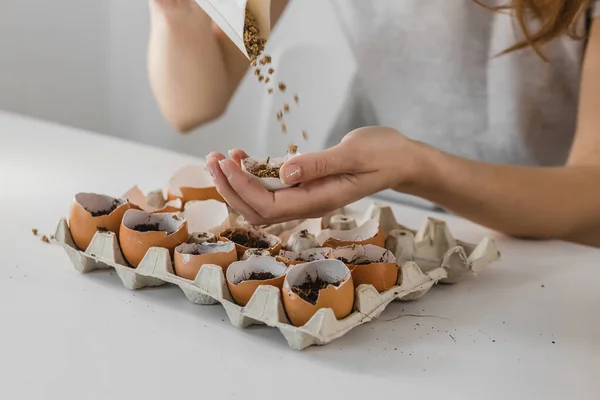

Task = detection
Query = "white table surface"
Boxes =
[1,110,599,400]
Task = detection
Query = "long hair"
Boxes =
[478,0,591,58]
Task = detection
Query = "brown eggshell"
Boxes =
[282,259,354,327]
[225,257,287,306]
[123,185,182,213]
[68,193,131,251]
[332,245,398,293]
[318,218,385,248]
[219,227,282,258]
[119,210,188,268]
[174,241,237,280]
[276,248,332,267]
[166,165,223,205]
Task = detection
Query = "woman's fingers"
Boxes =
[279,143,360,185]
[228,149,249,166]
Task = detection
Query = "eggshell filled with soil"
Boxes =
[174,241,237,280]
[226,256,287,306]
[219,226,281,258]
[317,218,385,248]
[282,259,354,327]
[123,186,182,213]
[68,193,131,251]
[119,210,188,267]
[277,248,332,267]
[241,248,272,260]
[332,245,399,293]
[241,146,300,192]
[187,231,217,244]
[166,165,223,204]
[285,229,320,253]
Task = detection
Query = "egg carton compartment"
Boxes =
[52,202,500,350]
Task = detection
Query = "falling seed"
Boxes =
[276,111,283,120]
[258,75,264,82]
[254,69,260,76]
[32,228,38,236]
[267,88,273,94]
[281,123,287,134]
[265,77,270,83]
[283,104,290,113]
[41,235,50,243]
[278,83,287,92]
[294,94,299,104]
[302,130,308,140]
[268,68,275,74]
[260,55,272,65]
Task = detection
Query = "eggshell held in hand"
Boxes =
[174,241,237,280]
[119,210,188,268]
[225,256,287,306]
[240,148,300,192]
[219,227,282,258]
[68,193,131,251]
[166,165,223,204]
[123,185,182,213]
[332,245,398,293]
[318,218,385,248]
[282,259,354,327]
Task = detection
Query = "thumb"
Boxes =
[279,144,353,184]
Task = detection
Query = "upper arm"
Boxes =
[568,16,600,166]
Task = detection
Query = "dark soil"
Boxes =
[292,275,341,305]
[244,271,276,281]
[87,199,120,217]
[96,226,109,232]
[221,228,270,248]
[133,223,164,233]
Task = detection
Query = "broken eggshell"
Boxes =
[123,185,182,214]
[332,245,399,293]
[68,193,131,251]
[225,256,287,306]
[219,226,282,258]
[187,231,217,244]
[119,210,188,268]
[241,149,300,192]
[166,165,223,205]
[282,259,354,327]
[183,199,230,234]
[317,218,385,248]
[277,248,332,267]
[174,241,237,280]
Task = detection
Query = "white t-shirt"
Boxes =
[326,0,600,166]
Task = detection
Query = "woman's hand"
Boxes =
[205,127,423,225]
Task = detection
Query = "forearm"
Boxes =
[402,142,600,246]
[148,2,246,132]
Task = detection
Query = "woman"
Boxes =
[148,0,600,246]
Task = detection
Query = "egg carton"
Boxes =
[54,204,499,350]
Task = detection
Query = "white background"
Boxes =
[0,0,355,157]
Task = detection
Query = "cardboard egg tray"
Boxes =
[52,202,500,350]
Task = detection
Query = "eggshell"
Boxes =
[277,248,332,267]
[219,227,282,258]
[123,185,182,213]
[68,193,131,251]
[166,165,223,204]
[282,259,354,327]
[328,214,357,231]
[119,210,188,267]
[225,256,287,306]
[241,149,300,192]
[332,245,398,293]
[183,199,230,234]
[174,241,237,280]
[241,248,272,260]
[187,231,217,244]
[317,218,385,248]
